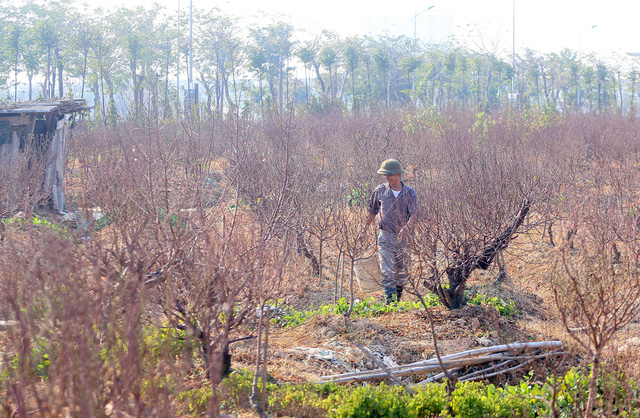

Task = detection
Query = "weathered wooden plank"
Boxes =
[0,106,58,114]
[0,99,89,115]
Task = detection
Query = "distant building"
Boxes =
[364,9,454,44]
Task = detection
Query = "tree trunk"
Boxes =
[92,81,100,118]
[312,61,326,94]
[56,46,63,98]
[81,47,88,98]
[440,268,467,309]
[297,231,320,277]
[14,56,18,102]
[44,49,51,99]
[163,49,170,118]
[435,199,531,309]
[28,74,33,101]
[586,354,600,416]
[345,259,355,317]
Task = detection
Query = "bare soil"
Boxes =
[229,236,560,385]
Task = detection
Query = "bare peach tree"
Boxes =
[410,122,542,309]
[334,205,375,317]
[0,113,298,417]
[551,180,640,416]
[302,188,342,278]
[0,135,50,217]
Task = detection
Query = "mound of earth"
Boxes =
[229,238,560,386]
[230,300,550,384]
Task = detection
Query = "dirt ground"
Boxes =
[228,235,568,386]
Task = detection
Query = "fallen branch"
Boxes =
[319,341,564,385]
[354,342,416,395]
[456,349,569,384]
[415,367,463,386]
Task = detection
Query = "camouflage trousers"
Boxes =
[377,230,411,289]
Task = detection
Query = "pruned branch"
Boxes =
[319,341,563,385]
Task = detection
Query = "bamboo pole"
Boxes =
[321,341,563,381]
[354,342,416,395]
[318,341,565,385]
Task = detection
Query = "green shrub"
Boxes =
[449,381,492,417]
[485,382,548,417]
[269,382,342,417]
[178,386,213,416]
[328,384,411,418]
[407,383,447,417]
[274,296,438,329]
[467,293,521,318]
[2,215,71,239]
[218,370,277,413]
[143,325,190,366]
[211,366,640,417]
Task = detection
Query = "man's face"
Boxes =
[385,174,400,186]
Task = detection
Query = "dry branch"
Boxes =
[353,342,416,395]
[319,341,563,385]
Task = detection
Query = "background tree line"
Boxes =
[1,1,639,120]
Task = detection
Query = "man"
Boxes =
[360,159,418,304]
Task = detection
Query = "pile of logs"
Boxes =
[319,341,565,386]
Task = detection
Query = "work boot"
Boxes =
[384,287,398,304]
[396,286,403,301]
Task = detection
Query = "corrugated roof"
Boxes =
[0,98,91,115]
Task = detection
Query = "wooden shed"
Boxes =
[0,99,90,213]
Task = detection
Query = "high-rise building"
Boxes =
[363,9,454,44]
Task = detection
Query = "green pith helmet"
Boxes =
[377,159,405,175]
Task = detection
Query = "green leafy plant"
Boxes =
[274,296,439,329]
[218,370,278,413]
[328,383,411,417]
[346,184,371,207]
[269,382,343,417]
[3,215,71,239]
[467,293,521,318]
[178,387,213,416]
[407,383,448,417]
[203,365,640,417]
[6,336,54,381]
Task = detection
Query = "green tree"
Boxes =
[111,5,164,118]
[88,9,125,122]
[596,61,608,113]
[582,65,595,113]
[297,43,316,105]
[27,1,74,99]
[373,44,391,108]
[249,22,294,112]
[399,55,420,106]
[34,17,59,98]
[628,66,638,117]
[342,37,361,113]
[319,45,338,101]
[196,12,244,117]
[68,18,95,99]
[4,15,24,101]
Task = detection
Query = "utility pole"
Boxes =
[189,0,193,96]
[511,0,515,105]
[177,0,180,109]
[577,24,597,111]
[410,5,435,44]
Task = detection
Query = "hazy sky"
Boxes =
[106,0,639,60]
